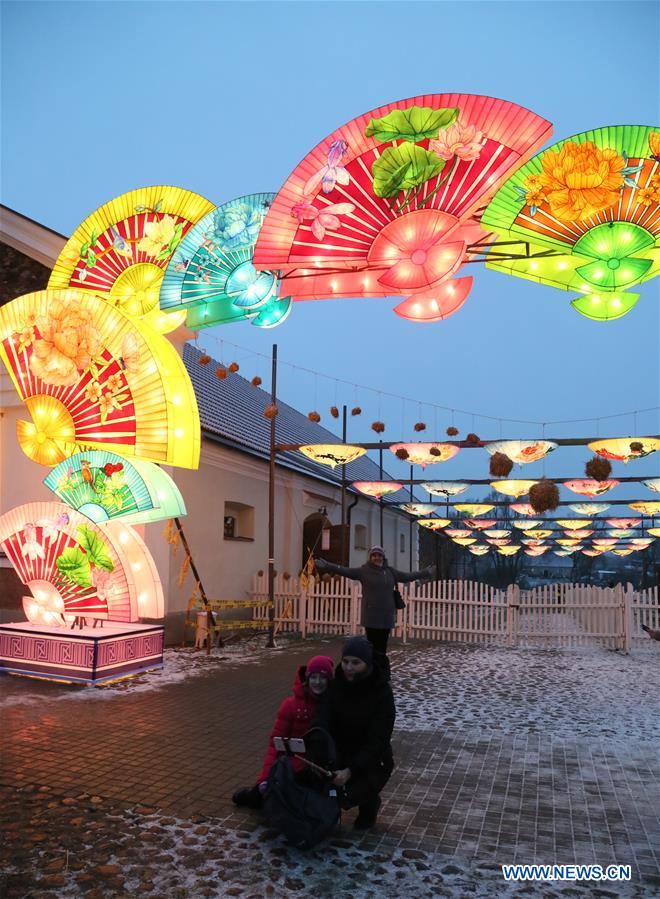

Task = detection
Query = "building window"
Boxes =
[400,533,405,553]
[354,524,367,550]
[223,502,255,541]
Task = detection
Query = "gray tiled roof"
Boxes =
[183,344,410,503]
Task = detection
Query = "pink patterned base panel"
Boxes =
[0,622,164,685]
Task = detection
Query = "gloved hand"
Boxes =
[314,558,328,571]
[425,565,437,579]
[258,780,268,795]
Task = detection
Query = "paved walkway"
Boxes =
[1,636,659,897]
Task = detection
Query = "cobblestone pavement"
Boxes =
[1,636,659,898]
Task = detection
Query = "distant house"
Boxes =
[0,207,418,638]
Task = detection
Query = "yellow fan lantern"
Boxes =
[489,480,537,497]
[0,290,200,468]
[497,545,521,555]
[299,444,366,469]
[557,519,593,530]
[49,186,214,333]
[453,503,494,516]
[629,502,660,515]
[417,518,451,530]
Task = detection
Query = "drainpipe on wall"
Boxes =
[345,493,359,565]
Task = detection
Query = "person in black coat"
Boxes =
[314,635,395,830]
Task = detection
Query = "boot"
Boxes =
[353,795,381,830]
[232,785,263,809]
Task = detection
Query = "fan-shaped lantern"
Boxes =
[523,529,552,538]
[0,290,200,469]
[588,437,660,462]
[422,481,468,497]
[160,193,292,331]
[485,440,557,464]
[569,503,611,514]
[612,548,635,556]
[565,529,594,539]
[453,504,494,516]
[646,527,660,537]
[510,503,537,516]
[497,545,521,555]
[642,478,660,493]
[49,186,214,333]
[525,546,551,556]
[556,539,581,547]
[593,539,618,548]
[399,503,437,516]
[44,451,186,525]
[352,481,404,499]
[563,479,620,496]
[512,520,543,529]
[299,444,366,469]
[521,538,546,546]
[483,529,511,538]
[390,443,459,467]
[486,538,511,546]
[417,518,451,530]
[489,479,538,497]
[607,529,635,538]
[557,519,593,530]
[554,550,572,557]
[0,502,163,624]
[445,528,473,538]
[630,537,654,547]
[628,501,660,515]
[582,549,605,557]
[464,519,497,530]
[453,537,477,546]
[481,126,660,320]
[606,518,641,528]
[469,545,490,556]
[253,94,550,322]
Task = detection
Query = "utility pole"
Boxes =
[340,405,347,564]
[267,344,277,648]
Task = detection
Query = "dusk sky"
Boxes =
[2,0,658,492]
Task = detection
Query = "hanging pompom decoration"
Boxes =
[351,407,362,416]
[198,354,211,366]
[228,362,239,373]
[630,441,643,454]
[585,456,613,481]
[330,406,339,418]
[251,376,262,387]
[215,366,227,380]
[264,404,278,419]
[283,572,291,581]
[372,421,385,433]
[529,479,560,513]
[429,447,442,457]
[308,411,321,423]
[446,426,459,437]
[466,433,481,445]
[489,452,514,477]
[395,448,409,460]
[414,422,427,432]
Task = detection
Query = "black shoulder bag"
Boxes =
[389,568,406,610]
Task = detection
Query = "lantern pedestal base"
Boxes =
[0,621,164,685]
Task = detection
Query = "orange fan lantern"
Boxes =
[0,290,200,468]
[253,94,551,322]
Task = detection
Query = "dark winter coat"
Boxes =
[319,560,427,628]
[257,666,323,782]
[314,662,395,778]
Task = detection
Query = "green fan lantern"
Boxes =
[44,450,186,525]
[481,125,660,320]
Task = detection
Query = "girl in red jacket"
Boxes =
[232,655,334,808]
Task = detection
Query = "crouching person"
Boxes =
[316,636,395,830]
[232,655,334,809]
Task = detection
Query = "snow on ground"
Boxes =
[390,642,660,744]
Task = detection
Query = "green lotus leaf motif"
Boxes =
[372,144,446,198]
[365,106,458,143]
[77,524,114,572]
[56,546,92,588]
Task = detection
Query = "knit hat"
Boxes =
[369,546,385,556]
[305,655,334,679]
[341,635,373,666]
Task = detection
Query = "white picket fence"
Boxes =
[250,574,659,652]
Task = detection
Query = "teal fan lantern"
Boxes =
[160,193,292,329]
[481,125,660,321]
[44,450,186,525]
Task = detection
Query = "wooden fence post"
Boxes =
[299,586,307,640]
[350,582,361,634]
[507,584,519,647]
[622,582,633,654]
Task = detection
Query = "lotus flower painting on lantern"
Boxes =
[44,451,186,525]
[253,94,551,322]
[564,479,620,496]
[481,127,660,321]
[0,290,200,469]
[588,437,660,462]
[160,194,293,331]
[352,481,404,499]
[485,440,557,464]
[48,186,214,333]
[510,503,537,516]
[390,443,459,467]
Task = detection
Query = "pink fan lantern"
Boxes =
[525,547,550,556]
[483,529,511,538]
[389,442,460,467]
[253,93,551,322]
[510,503,537,516]
[564,529,594,539]
[464,519,497,530]
[486,537,511,546]
[352,481,404,499]
[582,549,605,557]
[593,539,617,548]
[606,518,641,528]
[445,528,473,538]
[563,479,620,496]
